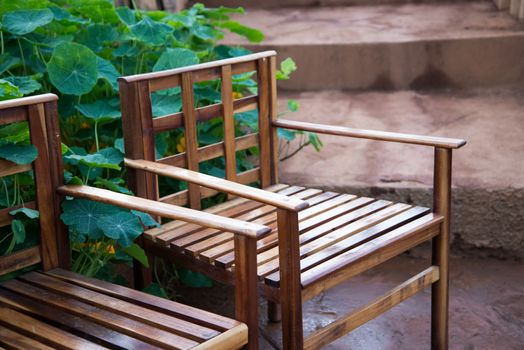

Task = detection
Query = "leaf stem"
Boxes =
[0,31,4,55]
[94,121,100,152]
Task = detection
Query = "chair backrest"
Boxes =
[0,94,67,276]
[119,51,280,209]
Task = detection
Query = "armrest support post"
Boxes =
[431,147,452,349]
[276,209,304,349]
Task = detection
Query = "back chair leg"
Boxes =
[268,301,282,323]
[431,147,452,350]
[133,237,153,290]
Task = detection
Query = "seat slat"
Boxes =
[0,288,158,350]
[179,189,327,256]
[46,268,240,331]
[149,184,293,244]
[19,272,219,342]
[0,279,199,350]
[0,307,108,350]
[0,325,54,350]
[257,205,427,278]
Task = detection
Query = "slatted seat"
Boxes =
[0,269,246,350]
[144,185,442,293]
[0,95,250,350]
[118,51,466,349]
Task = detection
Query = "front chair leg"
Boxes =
[133,237,153,290]
[277,209,304,350]
[234,235,260,350]
[431,147,452,350]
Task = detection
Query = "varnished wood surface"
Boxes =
[273,119,467,149]
[0,93,57,110]
[0,269,248,350]
[0,246,41,276]
[125,159,308,211]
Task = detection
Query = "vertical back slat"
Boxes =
[27,104,59,271]
[257,58,271,188]
[268,56,280,185]
[43,100,70,268]
[181,72,201,209]
[221,65,237,190]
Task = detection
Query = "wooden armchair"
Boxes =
[118,51,466,349]
[0,94,251,349]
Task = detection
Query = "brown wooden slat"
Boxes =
[158,133,259,168]
[256,205,427,279]
[0,279,199,350]
[157,186,304,247]
[153,95,258,133]
[159,167,260,207]
[0,324,54,350]
[46,268,240,332]
[150,184,293,244]
[19,272,219,342]
[180,189,328,257]
[268,55,279,184]
[0,106,28,126]
[28,103,59,270]
[0,288,158,350]
[295,214,443,295]
[0,160,32,178]
[0,246,41,276]
[257,58,271,187]
[221,65,237,186]
[192,324,248,350]
[304,266,440,349]
[0,201,36,227]
[0,306,107,350]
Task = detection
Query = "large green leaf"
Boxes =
[61,198,120,240]
[64,147,123,170]
[2,9,54,35]
[96,57,120,91]
[75,99,121,123]
[122,243,149,267]
[151,93,182,117]
[98,212,143,247]
[47,42,98,96]
[153,48,199,72]
[4,75,42,95]
[0,122,29,144]
[131,210,160,228]
[0,79,22,101]
[0,142,38,164]
[116,6,136,25]
[0,54,21,75]
[129,16,173,46]
[217,21,264,43]
[10,207,39,219]
[76,24,118,52]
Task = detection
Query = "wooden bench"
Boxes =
[0,94,250,349]
[118,51,466,349]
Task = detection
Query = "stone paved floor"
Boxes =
[177,250,524,349]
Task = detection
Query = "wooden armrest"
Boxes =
[124,158,309,212]
[273,119,467,149]
[58,185,270,238]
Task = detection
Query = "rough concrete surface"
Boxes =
[177,253,524,349]
[276,87,524,257]
[222,2,524,90]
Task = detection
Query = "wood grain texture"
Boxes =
[432,147,452,350]
[0,94,57,110]
[0,246,41,276]
[58,185,270,238]
[125,159,308,211]
[0,161,31,178]
[257,58,272,187]
[268,56,279,184]
[273,119,467,149]
[221,65,237,186]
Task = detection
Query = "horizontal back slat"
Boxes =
[0,201,36,228]
[158,133,259,168]
[0,106,27,126]
[0,161,32,178]
[152,95,258,133]
[159,168,260,207]
[0,246,41,276]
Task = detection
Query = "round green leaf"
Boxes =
[4,75,42,95]
[0,142,38,164]
[2,9,54,35]
[47,42,98,96]
[75,99,121,122]
[129,16,173,46]
[153,48,199,72]
[98,212,143,247]
[61,199,120,239]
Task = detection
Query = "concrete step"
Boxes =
[223,2,524,90]
[276,86,524,258]
[197,0,479,9]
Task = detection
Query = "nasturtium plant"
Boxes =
[0,0,321,286]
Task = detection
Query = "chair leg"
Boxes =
[133,238,153,290]
[277,209,304,350]
[234,235,259,350]
[267,301,281,323]
[432,147,451,350]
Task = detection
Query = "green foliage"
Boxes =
[0,0,319,284]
